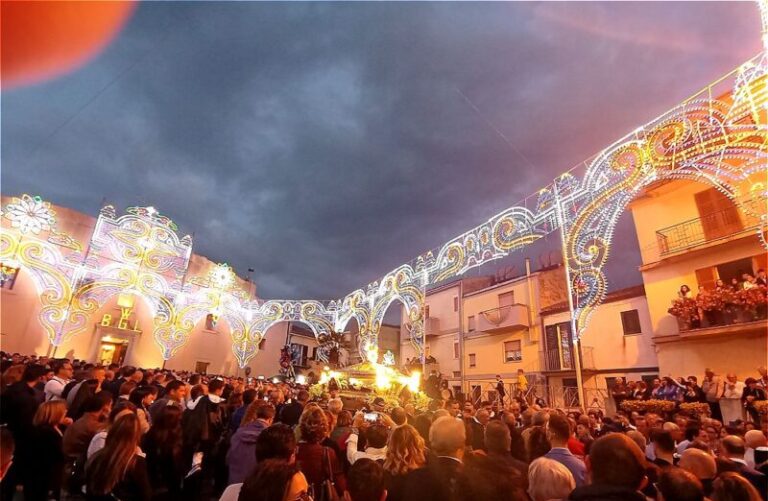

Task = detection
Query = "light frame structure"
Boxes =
[2,2,767,369]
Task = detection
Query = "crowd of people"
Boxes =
[610,369,768,425]
[1,351,767,501]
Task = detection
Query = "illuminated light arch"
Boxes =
[2,1,766,371]
[365,264,426,363]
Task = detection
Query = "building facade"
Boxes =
[398,263,658,410]
[628,180,767,380]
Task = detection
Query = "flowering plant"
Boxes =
[736,286,768,312]
[679,402,710,417]
[754,400,768,415]
[668,297,698,322]
[696,289,723,312]
[620,399,675,414]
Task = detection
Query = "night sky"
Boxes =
[3,1,761,300]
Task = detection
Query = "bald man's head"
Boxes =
[720,436,746,459]
[744,430,767,449]
[679,448,716,481]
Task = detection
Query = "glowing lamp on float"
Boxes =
[2,1,137,90]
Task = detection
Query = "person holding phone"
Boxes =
[346,411,394,465]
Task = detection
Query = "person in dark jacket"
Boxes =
[0,364,46,499]
[277,389,309,427]
[229,388,257,431]
[402,416,474,501]
[568,434,648,501]
[142,405,185,500]
[742,378,767,424]
[226,402,274,484]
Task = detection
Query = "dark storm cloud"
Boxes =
[2,1,761,299]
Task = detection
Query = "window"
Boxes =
[498,291,515,307]
[694,188,743,240]
[453,296,459,312]
[290,344,309,367]
[469,353,476,368]
[620,310,642,335]
[468,316,476,332]
[205,314,218,331]
[424,304,430,318]
[453,341,459,359]
[504,340,522,362]
[0,262,19,290]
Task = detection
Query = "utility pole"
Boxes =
[553,183,586,409]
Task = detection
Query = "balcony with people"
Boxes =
[666,270,767,337]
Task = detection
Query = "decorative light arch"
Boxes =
[2,1,766,370]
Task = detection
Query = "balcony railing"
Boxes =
[656,206,761,257]
[544,345,595,371]
[472,304,529,335]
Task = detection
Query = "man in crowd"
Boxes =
[346,458,387,501]
[719,435,768,498]
[62,393,112,458]
[569,434,648,501]
[679,447,717,497]
[651,429,678,468]
[278,389,308,427]
[546,413,587,486]
[466,408,489,452]
[702,369,723,422]
[149,379,188,422]
[347,419,389,464]
[43,359,73,401]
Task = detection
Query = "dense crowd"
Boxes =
[1,351,767,501]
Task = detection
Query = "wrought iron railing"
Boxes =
[544,345,594,371]
[656,206,760,256]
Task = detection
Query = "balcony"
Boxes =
[472,304,529,335]
[655,206,761,258]
[543,345,595,372]
[424,317,440,337]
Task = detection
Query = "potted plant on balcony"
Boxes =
[668,297,699,331]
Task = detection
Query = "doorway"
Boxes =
[98,337,129,365]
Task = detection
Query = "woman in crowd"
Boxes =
[527,457,575,501]
[330,410,354,454]
[30,400,69,500]
[295,406,346,497]
[631,381,648,401]
[1,364,25,391]
[142,406,185,500]
[679,284,693,298]
[237,459,310,501]
[527,426,551,462]
[85,413,152,501]
[382,424,427,501]
[87,400,137,459]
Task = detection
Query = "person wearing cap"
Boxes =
[742,377,767,424]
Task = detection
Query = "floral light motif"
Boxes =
[3,194,56,234]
